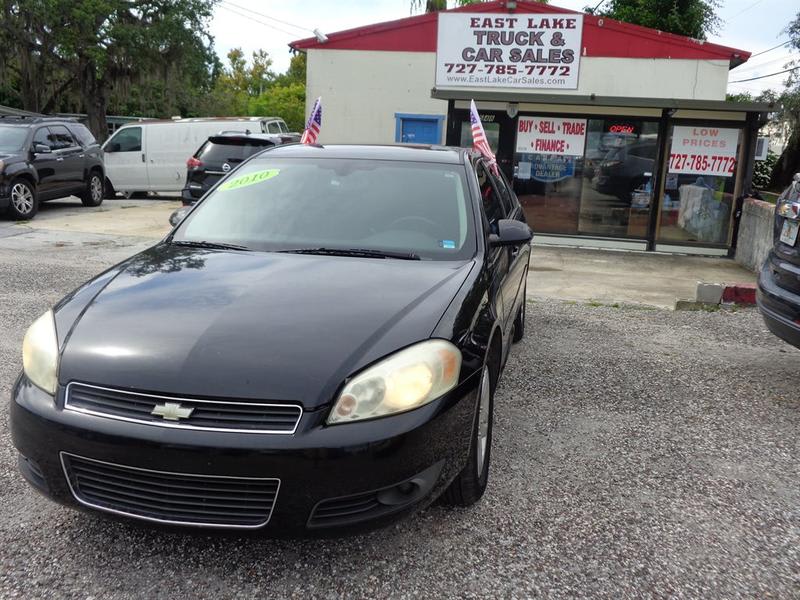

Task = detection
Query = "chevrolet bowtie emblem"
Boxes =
[151,402,194,421]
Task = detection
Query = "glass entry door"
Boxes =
[657,125,741,246]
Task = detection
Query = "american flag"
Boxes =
[300,97,322,144]
[470,99,498,174]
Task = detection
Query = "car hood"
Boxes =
[57,245,474,408]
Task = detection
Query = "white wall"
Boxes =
[306,50,731,144]
[307,50,447,144]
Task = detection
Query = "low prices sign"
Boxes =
[516,116,587,156]
[436,12,583,89]
[669,126,740,177]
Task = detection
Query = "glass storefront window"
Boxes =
[512,116,660,238]
[657,125,741,245]
[460,120,500,154]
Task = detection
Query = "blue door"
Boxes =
[401,118,439,144]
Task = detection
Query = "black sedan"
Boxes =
[10,144,532,535]
[758,173,800,349]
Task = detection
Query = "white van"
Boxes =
[101,117,297,196]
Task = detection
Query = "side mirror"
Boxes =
[489,219,533,247]
[169,206,191,227]
[33,143,51,154]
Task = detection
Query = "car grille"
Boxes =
[61,453,279,528]
[65,382,302,434]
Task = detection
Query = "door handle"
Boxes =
[141,153,145,163]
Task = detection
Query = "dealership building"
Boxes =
[290,0,772,255]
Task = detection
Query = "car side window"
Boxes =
[106,127,142,153]
[490,169,517,217]
[49,125,77,150]
[267,122,281,134]
[68,123,96,147]
[476,161,507,230]
[32,127,53,150]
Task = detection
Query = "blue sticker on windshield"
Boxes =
[440,240,456,249]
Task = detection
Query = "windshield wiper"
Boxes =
[172,240,251,251]
[277,247,420,260]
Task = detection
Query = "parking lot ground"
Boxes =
[0,224,797,598]
[530,245,757,309]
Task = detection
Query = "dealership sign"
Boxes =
[515,116,587,156]
[669,126,739,177]
[436,13,583,89]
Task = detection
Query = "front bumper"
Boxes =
[10,372,479,536]
[757,256,800,349]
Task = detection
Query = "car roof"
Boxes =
[255,143,470,164]
[0,116,79,127]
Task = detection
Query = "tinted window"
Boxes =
[68,123,96,147]
[267,122,281,134]
[278,121,288,133]
[106,127,141,152]
[175,158,475,261]
[476,162,506,227]
[197,139,273,165]
[49,125,77,149]
[0,126,30,152]
[32,127,53,149]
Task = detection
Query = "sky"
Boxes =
[209,0,798,98]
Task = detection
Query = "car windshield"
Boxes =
[0,126,28,152]
[173,157,475,260]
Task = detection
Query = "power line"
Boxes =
[221,1,313,34]
[725,0,767,22]
[218,3,301,38]
[729,65,799,83]
[734,52,796,74]
[751,40,790,58]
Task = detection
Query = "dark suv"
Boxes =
[0,116,105,219]
[758,173,800,349]
[182,132,279,205]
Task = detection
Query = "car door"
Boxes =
[49,125,84,196]
[476,160,512,334]
[490,168,530,331]
[103,126,148,192]
[30,127,59,200]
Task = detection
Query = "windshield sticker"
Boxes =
[440,240,456,249]
[219,169,280,192]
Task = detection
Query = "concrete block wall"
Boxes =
[735,197,775,273]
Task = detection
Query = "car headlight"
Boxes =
[328,339,461,424]
[22,310,59,395]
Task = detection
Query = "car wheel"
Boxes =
[512,283,527,343]
[7,179,38,220]
[440,363,494,507]
[81,171,104,207]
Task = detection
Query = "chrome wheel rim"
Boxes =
[11,183,33,214]
[90,176,102,202]
[476,365,491,474]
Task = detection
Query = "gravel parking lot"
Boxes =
[1,219,798,599]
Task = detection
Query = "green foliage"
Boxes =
[767,11,800,189]
[249,83,306,132]
[754,151,779,190]
[595,0,721,39]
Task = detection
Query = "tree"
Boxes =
[0,0,218,139]
[249,83,306,131]
[592,0,721,39]
[768,11,800,190]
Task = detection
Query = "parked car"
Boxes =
[10,144,532,535]
[102,116,297,197]
[0,116,105,219]
[182,132,281,205]
[757,173,800,349]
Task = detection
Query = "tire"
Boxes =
[7,178,38,220]
[81,171,104,207]
[512,282,527,343]
[440,363,494,507]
